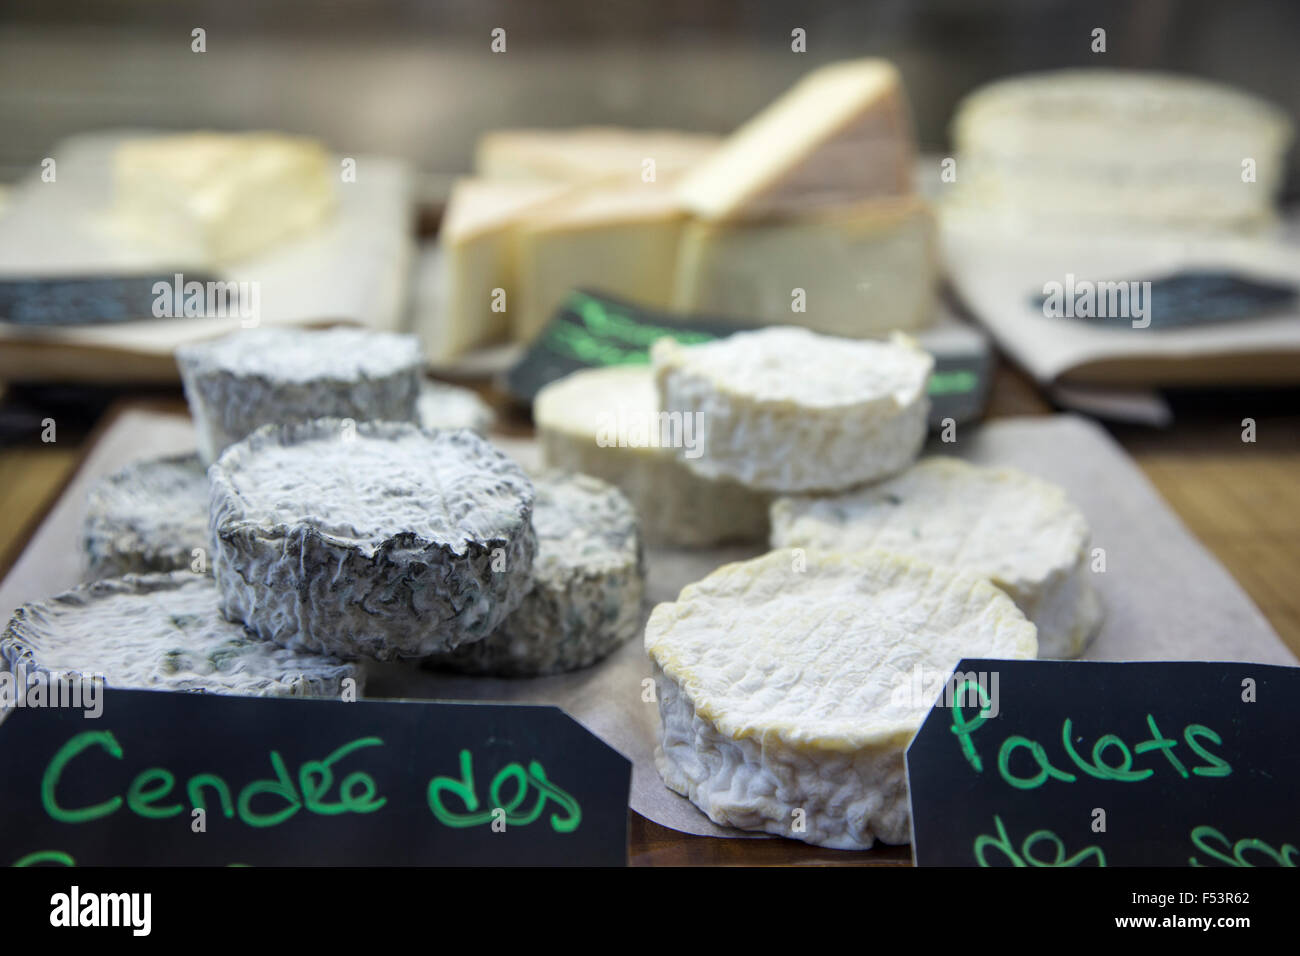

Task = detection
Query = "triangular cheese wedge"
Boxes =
[676,59,915,221]
[673,195,937,335]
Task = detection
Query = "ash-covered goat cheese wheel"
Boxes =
[770,458,1102,658]
[417,380,496,436]
[83,453,210,580]
[0,573,361,697]
[651,327,932,493]
[433,471,644,677]
[535,365,769,547]
[209,419,537,660]
[176,327,423,464]
[646,549,1037,850]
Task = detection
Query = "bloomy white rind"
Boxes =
[1,572,362,698]
[434,471,645,676]
[1025,550,1103,659]
[652,659,915,848]
[176,327,423,464]
[209,419,536,661]
[83,453,211,580]
[769,457,1102,658]
[651,328,932,493]
[417,380,496,436]
[646,549,1037,849]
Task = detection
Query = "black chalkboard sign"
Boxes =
[0,689,631,866]
[906,659,1299,867]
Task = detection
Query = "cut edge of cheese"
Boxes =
[512,183,686,341]
[672,195,938,335]
[675,58,915,221]
[426,177,574,360]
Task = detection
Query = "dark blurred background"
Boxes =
[2,0,1297,196]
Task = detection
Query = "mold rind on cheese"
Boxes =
[1,572,361,698]
[645,549,1037,849]
[209,418,536,660]
[432,470,644,676]
[176,327,423,464]
[83,453,211,580]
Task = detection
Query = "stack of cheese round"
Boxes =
[72,426,643,676]
[204,418,643,670]
[535,325,932,543]
[14,322,654,702]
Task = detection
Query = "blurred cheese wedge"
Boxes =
[112,131,336,264]
[476,127,721,184]
[513,183,685,343]
[673,196,937,335]
[424,177,568,361]
[676,59,915,221]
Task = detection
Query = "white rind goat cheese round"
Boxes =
[949,70,1294,233]
[176,327,423,464]
[83,453,211,580]
[417,380,496,436]
[535,365,769,547]
[645,549,1037,849]
[770,457,1102,658]
[209,419,537,660]
[1,573,361,697]
[651,327,932,493]
[433,471,644,676]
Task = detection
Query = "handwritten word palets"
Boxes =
[907,660,1300,867]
